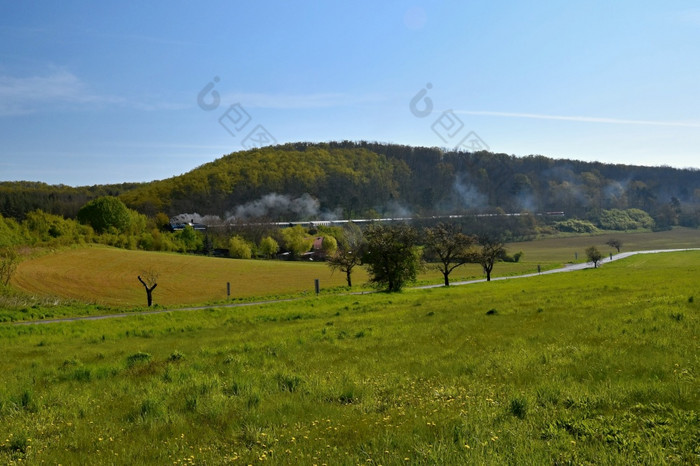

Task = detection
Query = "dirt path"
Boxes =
[11,248,700,326]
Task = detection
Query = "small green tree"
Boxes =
[281,225,313,259]
[586,246,603,268]
[363,224,421,292]
[321,235,338,257]
[228,235,253,259]
[77,196,132,233]
[258,236,279,259]
[176,225,203,252]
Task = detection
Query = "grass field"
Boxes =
[0,251,698,464]
[9,228,700,314]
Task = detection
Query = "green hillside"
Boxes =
[3,142,700,228]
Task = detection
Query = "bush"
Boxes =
[554,219,598,233]
[281,225,313,259]
[0,214,27,247]
[502,251,524,262]
[229,236,253,259]
[0,247,19,287]
[258,236,279,258]
[597,209,655,231]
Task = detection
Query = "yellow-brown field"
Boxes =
[11,245,371,307]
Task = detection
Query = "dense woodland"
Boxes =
[2,142,699,227]
[2,142,700,251]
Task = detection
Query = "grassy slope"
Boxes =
[0,252,698,464]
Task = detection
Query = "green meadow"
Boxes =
[1,251,698,464]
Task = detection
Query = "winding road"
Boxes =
[11,248,700,326]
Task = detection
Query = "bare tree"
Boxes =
[138,270,159,307]
[327,222,364,287]
[423,223,475,286]
[470,235,506,282]
[586,246,603,268]
[0,248,19,287]
[606,238,622,253]
[328,249,362,287]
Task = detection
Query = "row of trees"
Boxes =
[328,223,512,292]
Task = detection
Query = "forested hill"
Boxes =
[2,142,700,224]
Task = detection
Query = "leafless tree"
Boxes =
[138,269,159,307]
[423,223,475,286]
[606,238,622,253]
[470,235,506,282]
[327,222,364,287]
[328,249,362,287]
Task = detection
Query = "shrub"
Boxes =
[502,251,524,262]
[229,236,253,259]
[258,236,279,258]
[597,209,655,231]
[555,219,598,233]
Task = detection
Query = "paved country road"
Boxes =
[10,248,700,326]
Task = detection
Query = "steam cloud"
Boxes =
[453,174,487,209]
[232,193,320,220]
[170,213,221,225]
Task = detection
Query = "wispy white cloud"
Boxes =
[453,110,700,128]
[0,68,123,116]
[221,91,384,109]
[0,68,193,115]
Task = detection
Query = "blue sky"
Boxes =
[1,1,699,186]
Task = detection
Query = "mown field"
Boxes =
[9,228,700,314]
[0,251,698,464]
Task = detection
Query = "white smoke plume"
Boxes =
[230,193,320,220]
[453,174,488,209]
[170,213,222,225]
